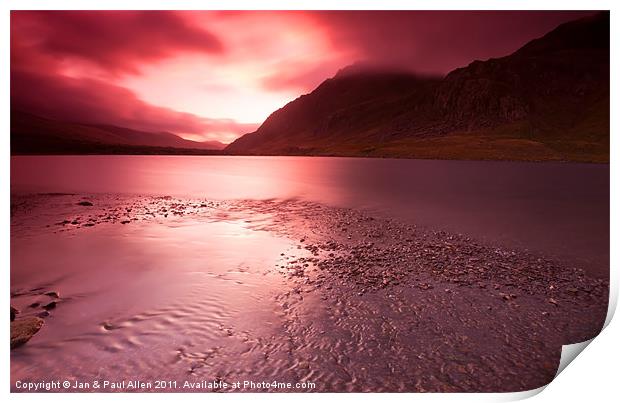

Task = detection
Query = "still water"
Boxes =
[10,155,609,392]
[11,155,609,276]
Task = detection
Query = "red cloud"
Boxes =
[11,10,597,142]
[11,70,255,140]
[260,10,595,92]
[313,11,595,75]
[11,11,253,141]
[261,61,343,93]
[11,11,224,75]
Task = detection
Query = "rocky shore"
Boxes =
[10,289,63,349]
[10,193,609,392]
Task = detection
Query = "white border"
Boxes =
[1,1,617,402]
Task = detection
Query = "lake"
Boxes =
[11,155,609,277]
[10,155,609,392]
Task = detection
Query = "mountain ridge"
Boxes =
[226,12,609,163]
[11,110,226,154]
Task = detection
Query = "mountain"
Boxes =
[11,111,226,154]
[227,12,609,162]
[226,67,442,154]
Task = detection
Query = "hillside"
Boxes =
[11,111,225,154]
[226,12,609,162]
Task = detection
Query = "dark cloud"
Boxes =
[10,11,251,139]
[11,10,224,74]
[10,10,597,141]
[11,70,254,138]
[324,11,597,73]
[261,10,595,92]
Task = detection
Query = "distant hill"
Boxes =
[11,111,226,154]
[226,12,609,162]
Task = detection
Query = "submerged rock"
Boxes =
[77,201,93,207]
[42,301,57,310]
[11,317,44,349]
[44,291,60,298]
[10,306,18,321]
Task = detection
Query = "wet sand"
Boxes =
[10,193,608,392]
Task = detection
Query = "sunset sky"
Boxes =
[11,10,592,144]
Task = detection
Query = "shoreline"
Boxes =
[10,193,609,392]
[10,153,610,164]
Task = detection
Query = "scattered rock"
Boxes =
[10,306,18,321]
[101,322,116,331]
[42,301,57,310]
[44,291,60,298]
[500,293,517,301]
[11,317,44,349]
[9,194,609,392]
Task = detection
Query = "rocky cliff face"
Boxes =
[226,12,609,162]
[434,60,530,128]
[434,12,609,131]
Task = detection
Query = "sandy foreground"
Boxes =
[10,193,608,392]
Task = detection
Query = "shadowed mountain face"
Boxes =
[227,12,609,162]
[11,111,226,154]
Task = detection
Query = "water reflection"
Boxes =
[11,216,298,387]
[10,192,609,392]
[11,155,609,276]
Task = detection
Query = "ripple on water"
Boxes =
[11,194,609,392]
[11,217,305,388]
